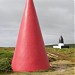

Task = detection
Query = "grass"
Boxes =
[46,48,75,62]
[0,67,75,75]
[0,47,75,75]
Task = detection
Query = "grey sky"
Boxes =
[0,0,74,47]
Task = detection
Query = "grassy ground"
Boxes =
[0,47,75,75]
[1,67,75,75]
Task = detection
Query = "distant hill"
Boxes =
[45,44,75,48]
[65,44,75,48]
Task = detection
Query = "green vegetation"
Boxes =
[0,48,13,73]
[0,47,75,75]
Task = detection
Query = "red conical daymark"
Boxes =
[12,0,50,72]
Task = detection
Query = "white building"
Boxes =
[53,36,69,49]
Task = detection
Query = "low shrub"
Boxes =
[0,49,13,72]
[0,58,12,72]
[0,50,13,59]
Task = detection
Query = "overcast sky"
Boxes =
[0,0,74,47]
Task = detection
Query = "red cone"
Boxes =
[12,0,49,72]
